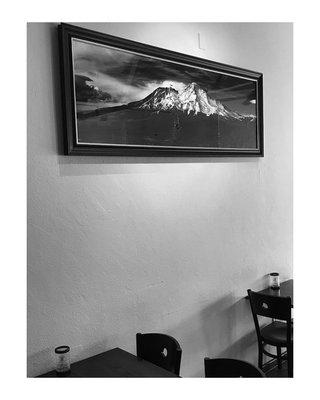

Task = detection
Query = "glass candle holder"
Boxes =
[269,272,280,290]
[55,346,70,376]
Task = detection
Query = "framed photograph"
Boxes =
[59,23,263,156]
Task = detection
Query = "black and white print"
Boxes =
[72,38,259,150]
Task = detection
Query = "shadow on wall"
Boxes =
[58,155,259,178]
[192,276,270,376]
[162,291,259,377]
[201,296,257,358]
[47,23,260,178]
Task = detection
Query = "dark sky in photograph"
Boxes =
[73,38,256,113]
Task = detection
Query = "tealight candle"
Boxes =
[269,272,280,290]
[55,346,70,376]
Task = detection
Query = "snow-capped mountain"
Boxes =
[132,87,180,112]
[131,82,255,121]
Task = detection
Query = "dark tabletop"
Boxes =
[246,279,293,304]
[258,279,293,300]
[38,347,178,378]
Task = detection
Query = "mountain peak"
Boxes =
[183,82,203,93]
[187,82,200,89]
[132,82,255,121]
[156,86,178,94]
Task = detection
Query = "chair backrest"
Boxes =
[204,357,265,377]
[136,333,182,376]
[247,289,292,320]
[247,289,292,344]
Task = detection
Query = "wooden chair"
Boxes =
[204,357,265,377]
[247,289,293,377]
[136,333,182,376]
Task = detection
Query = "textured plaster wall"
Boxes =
[27,22,293,377]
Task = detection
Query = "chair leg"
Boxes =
[287,344,293,378]
[277,346,282,369]
[258,344,263,370]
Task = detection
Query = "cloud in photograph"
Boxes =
[72,38,256,112]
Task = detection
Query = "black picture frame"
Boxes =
[59,23,264,157]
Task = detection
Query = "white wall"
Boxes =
[27,22,293,377]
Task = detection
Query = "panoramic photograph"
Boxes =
[72,38,258,149]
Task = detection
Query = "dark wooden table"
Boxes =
[38,347,179,378]
[246,279,293,304]
[257,279,293,301]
